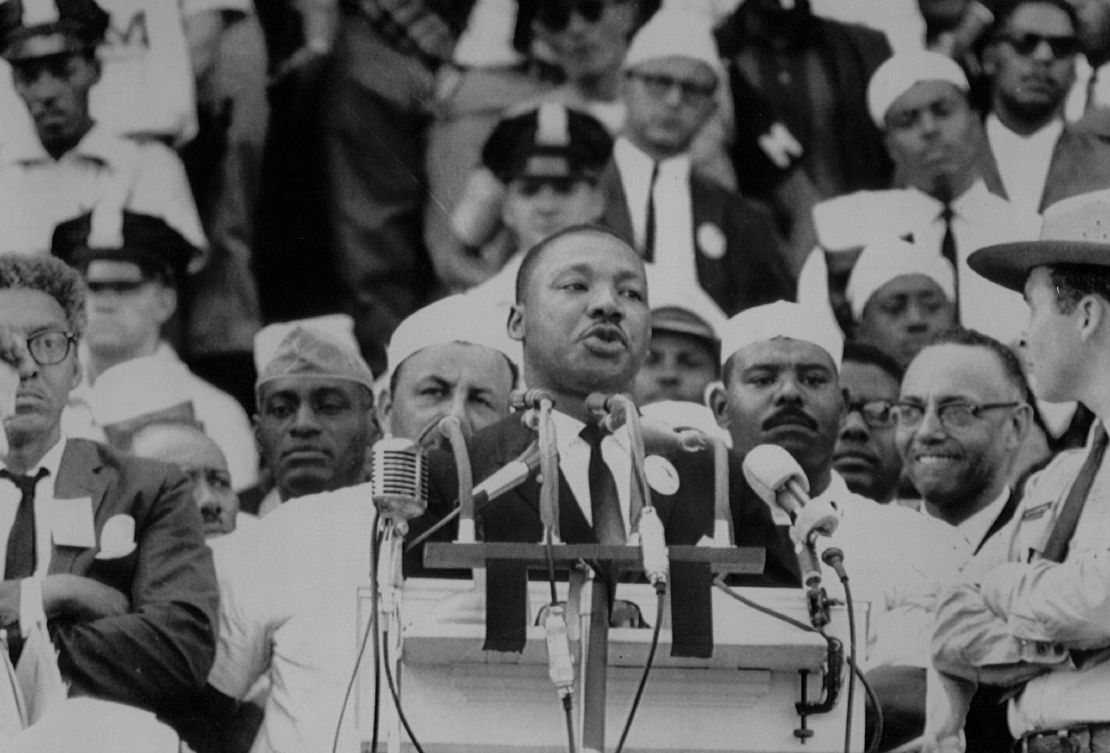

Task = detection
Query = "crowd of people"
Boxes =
[4,0,1110,751]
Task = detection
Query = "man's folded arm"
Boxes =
[52,473,220,709]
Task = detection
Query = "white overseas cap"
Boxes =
[719,300,844,370]
[866,50,969,127]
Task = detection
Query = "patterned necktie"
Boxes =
[580,425,625,545]
[940,203,960,323]
[3,468,48,580]
[1042,427,1109,562]
[643,161,659,262]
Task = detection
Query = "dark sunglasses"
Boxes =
[537,0,610,32]
[85,279,149,295]
[997,31,1080,58]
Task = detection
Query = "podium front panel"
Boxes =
[357,578,869,752]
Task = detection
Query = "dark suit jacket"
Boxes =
[981,125,1110,211]
[412,414,797,587]
[598,160,795,316]
[42,439,218,719]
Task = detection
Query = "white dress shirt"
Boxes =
[0,124,206,259]
[613,137,700,289]
[0,437,68,580]
[549,410,633,538]
[808,472,966,668]
[798,181,1042,346]
[985,114,1063,214]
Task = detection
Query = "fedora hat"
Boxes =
[968,189,1110,292]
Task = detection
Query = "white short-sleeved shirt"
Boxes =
[0,124,207,258]
[208,483,377,753]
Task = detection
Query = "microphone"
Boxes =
[742,444,837,627]
[472,442,541,503]
[371,437,429,536]
[587,393,707,452]
[511,388,555,411]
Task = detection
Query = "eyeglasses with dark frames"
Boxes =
[627,71,717,103]
[537,0,610,32]
[845,398,895,429]
[996,31,1080,59]
[24,331,77,366]
[890,400,1022,431]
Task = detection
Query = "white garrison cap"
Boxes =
[644,264,727,342]
[253,314,359,375]
[622,8,724,83]
[867,51,969,127]
[719,300,844,370]
[845,237,956,321]
[384,294,521,386]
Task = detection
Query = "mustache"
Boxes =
[762,407,818,432]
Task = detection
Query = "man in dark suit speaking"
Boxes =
[0,254,217,746]
[419,227,716,637]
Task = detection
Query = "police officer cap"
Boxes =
[0,0,109,61]
[481,102,612,182]
[51,208,198,284]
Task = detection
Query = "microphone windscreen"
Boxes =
[371,437,429,521]
[741,444,809,507]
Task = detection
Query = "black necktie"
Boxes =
[580,425,625,545]
[3,468,48,580]
[1043,427,1109,562]
[643,161,659,262]
[940,203,960,322]
[1087,66,1100,115]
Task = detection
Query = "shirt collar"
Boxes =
[985,112,1064,150]
[906,178,990,216]
[953,486,1012,548]
[1,434,67,481]
[550,408,631,459]
[1,122,122,167]
[613,137,691,177]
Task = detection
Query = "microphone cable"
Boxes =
[382,627,427,753]
[613,588,666,753]
[711,576,883,753]
[332,525,385,753]
[822,548,858,753]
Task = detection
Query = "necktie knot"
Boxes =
[580,423,606,449]
[0,468,47,496]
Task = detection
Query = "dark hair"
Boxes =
[1050,263,1110,313]
[842,341,904,384]
[513,223,636,303]
[923,326,1030,400]
[0,254,86,336]
[989,0,1079,39]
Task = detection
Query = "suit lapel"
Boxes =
[599,161,636,248]
[49,440,110,575]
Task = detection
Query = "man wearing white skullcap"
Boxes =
[710,299,966,748]
[847,237,957,367]
[797,49,1041,350]
[600,7,793,317]
[378,294,519,451]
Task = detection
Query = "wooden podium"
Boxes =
[357,545,868,753]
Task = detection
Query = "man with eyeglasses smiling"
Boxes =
[979,0,1110,213]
